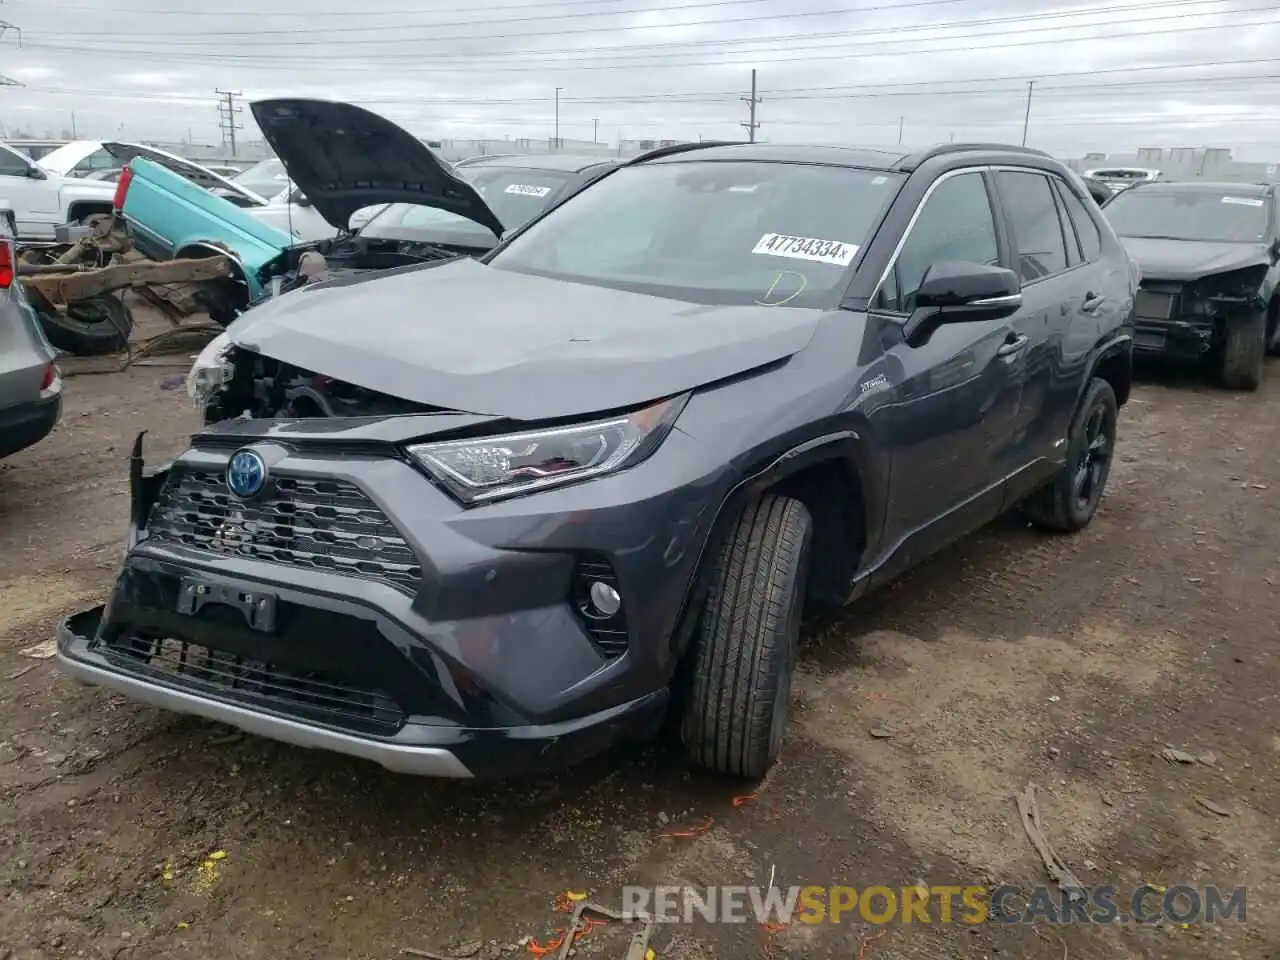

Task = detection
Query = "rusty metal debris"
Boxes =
[16,215,238,363]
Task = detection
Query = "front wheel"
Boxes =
[1221,309,1266,390]
[680,494,812,779]
[1022,378,1118,533]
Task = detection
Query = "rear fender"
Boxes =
[1080,333,1134,410]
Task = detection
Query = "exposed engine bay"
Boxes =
[203,347,445,424]
[258,233,480,298]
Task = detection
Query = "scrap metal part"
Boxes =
[18,254,233,307]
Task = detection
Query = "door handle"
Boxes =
[997,334,1029,359]
[1082,292,1105,313]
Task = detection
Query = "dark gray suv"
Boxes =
[57,141,1135,780]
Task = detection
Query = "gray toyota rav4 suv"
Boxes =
[57,136,1136,780]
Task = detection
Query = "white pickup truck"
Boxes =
[0,141,117,241]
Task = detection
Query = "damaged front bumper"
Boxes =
[1132,281,1266,359]
[55,423,723,778]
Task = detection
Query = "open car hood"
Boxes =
[95,142,268,205]
[249,98,504,236]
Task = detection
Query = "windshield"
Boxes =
[488,160,903,306]
[233,157,290,200]
[360,165,577,248]
[1105,188,1270,243]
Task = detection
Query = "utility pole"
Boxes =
[70,111,76,138]
[740,68,761,143]
[216,89,243,157]
[1021,80,1035,147]
[0,13,22,88]
[592,117,599,144]
[897,116,904,145]
[554,87,562,149]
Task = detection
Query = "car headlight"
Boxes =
[186,331,233,409]
[407,395,686,503]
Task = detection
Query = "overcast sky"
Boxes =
[0,0,1276,159]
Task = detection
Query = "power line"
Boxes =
[23,14,1280,72]
[23,0,1262,55]
[24,0,1237,42]
[215,88,243,157]
[17,63,1280,109]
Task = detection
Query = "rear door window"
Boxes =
[995,170,1071,282]
[1055,180,1103,263]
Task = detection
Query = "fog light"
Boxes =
[589,581,622,617]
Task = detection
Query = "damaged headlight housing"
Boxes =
[408,395,687,503]
[186,331,234,409]
[1187,265,1269,306]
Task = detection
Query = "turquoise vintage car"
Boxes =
[116,156,295,312]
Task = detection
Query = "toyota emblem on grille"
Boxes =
[226,448,268,499]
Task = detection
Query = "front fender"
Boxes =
[668,428,882,658]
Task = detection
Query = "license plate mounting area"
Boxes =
[177,577,277,633]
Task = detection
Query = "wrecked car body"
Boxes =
[1103,181,1280,389]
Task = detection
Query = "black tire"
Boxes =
[37,294,134,356]
[680,494,812,778]
[1221,308,1266,390]
[1265,301,1280,358]
[1022,378,1118,533]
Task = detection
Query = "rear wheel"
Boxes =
[1221,308,1266,390]
[680,494,812,779]
[1022,377,1118,533]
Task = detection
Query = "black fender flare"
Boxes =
[668,429,878,659]
[1079,332,1134,409]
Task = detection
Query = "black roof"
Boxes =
[634,141,1057,172]
[457,153,620,173]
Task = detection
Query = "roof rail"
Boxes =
[627,140,746,165]
[894,141,1056,172]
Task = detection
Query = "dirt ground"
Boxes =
[2,311,1278,960]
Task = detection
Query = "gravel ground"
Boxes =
[2,318,1277,960]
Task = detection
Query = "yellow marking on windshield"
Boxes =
[755,271,808,307]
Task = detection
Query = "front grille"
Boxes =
[1135,287,1178,320]
[147,466,423,592]
[102,633,405,735]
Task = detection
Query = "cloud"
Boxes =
[0,0,1275,159]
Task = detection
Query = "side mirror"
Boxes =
[903,261,1022,345]
[26,165,46,181]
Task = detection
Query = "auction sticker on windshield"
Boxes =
[505,184,552,197]
[752,233,858,266]
[1222,196,1265,207]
